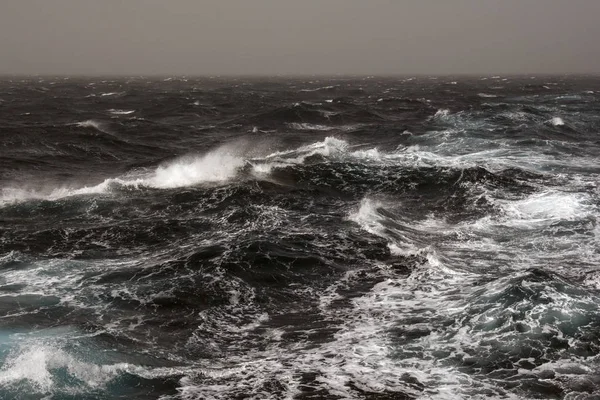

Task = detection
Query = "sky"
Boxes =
[0,0,599,76]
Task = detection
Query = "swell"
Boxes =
[2,132,562,209]
[243,102,385,128]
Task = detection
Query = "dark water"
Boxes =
[1,76,600,399]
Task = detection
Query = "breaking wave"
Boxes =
[2,137,386,204]
[74,119,108,133]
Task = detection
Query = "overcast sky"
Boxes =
[1,0,599,75]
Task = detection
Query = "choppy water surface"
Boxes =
[1,76,600,399]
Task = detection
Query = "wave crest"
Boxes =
[151,148,245,189]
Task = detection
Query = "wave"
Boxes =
[347,197,386,237]
[246,103,383,127]
[74,119,103,129]
[1,137,383,205]
[0,343,129,391]
[0,338,187,396]
[151,148,245,188]
[248,104,329,126]
[108,109,135,115]
[99,92,121,97]
[0,185,108,204]
[340,188,600,397]
[286,122,359,132]
[499,190,591,224]
[433,108,451,119]
[1,148,248,204]
[299,85,338,92]
[2,131,595,206]
[286,123,335,131]
[72,119,110,134]
[376,96,427,105]
[253,136,385,170]
[347,197,435,257]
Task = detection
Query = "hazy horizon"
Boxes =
[1,0,599,76]
[2,73,599,79]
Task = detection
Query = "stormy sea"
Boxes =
[1,75,600,399]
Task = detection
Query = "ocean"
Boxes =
[1,75,600,399]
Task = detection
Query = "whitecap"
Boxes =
[0,343,130,391]
[0,145,249,205]
[549,117,565,126]
[5,134,588,207]
[497,191,592,226]
[107,109,135,115]
[347,197,385,237]
[286,123,335,131]
[73,119,109,133]
[150,148,245,188]
[75,120,102,129]
[433,108,450,118]
[299,85,337,92]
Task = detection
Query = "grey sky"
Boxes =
[1,0,599,75]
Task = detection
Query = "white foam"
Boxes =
[550,117,565,126]
[299,85,337,92]
[350,148,381,161]
[107,109,135,115]
[150,148,245,188]
[286,123,335,131]
[4,134,595,208]
[255,137,384,173]
[442,187,600,275]
[0,343,130,391]
[341,191,600,396]
[478,93,497,98]
[0,146,247,205]
[74,119,106,132]
[150,187,599,398]
[311,213,476,397]
[348,197,434,256]
[502,111,529,121]
[0,185,103,205]
[348,198,385,236]
[496,191,592,227]
[262,137,348,162]
[434,109,450,118]
[80,147,245,192]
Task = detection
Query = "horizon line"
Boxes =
[1,72,599,79]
